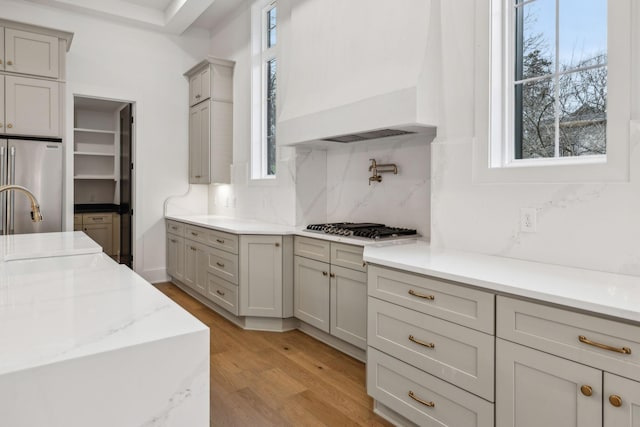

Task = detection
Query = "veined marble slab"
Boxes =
[364,240,640,324]
[0,252,209,426]
[0,231,102,261]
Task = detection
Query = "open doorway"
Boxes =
[73,96,134,268]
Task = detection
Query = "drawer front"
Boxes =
[367,347,494,427]
[368,297,495,401]
[206,247,239,285]
[206,273,238,316]
[83,213,112,224]
[206,229,239,254]
[73,214,82,226]
[185,225,208,245]
[166,220,185,237]
[331,242,366,272]
[368,265,495,334]
[497,296,640,381]
[294,236,331,263]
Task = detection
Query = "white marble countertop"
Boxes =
[0,251,208,376]
[364,240,640,323]
[0,231,102,261]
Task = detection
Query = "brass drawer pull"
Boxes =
[578,335,632,354]
[216,239,225,244]
[409,335,435,349]
[609,395,623,407]
[190,246,197,251]
[408,289,435,300]
[170,239,177,243]
[171,226,178,230]
[216,262,225,268]
[322,271,328,276]
[275,242,280,247]
[91,217,104,221]
[408,391,434,408]
[7,60,13,65]
[191,232,199,236]
[216,290,225,296]
[330,273,335,278]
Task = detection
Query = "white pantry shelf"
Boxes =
[74,175,116,180]
[74,151,115,157]
[74,127,116,135]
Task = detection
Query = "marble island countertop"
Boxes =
[0,232,209,427]
[363,239,640,323]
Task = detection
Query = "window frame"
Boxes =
[251,0,278,181]
[473,0,634,184]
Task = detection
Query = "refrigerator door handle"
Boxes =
[0,146,5,235]
[8,146,15,234]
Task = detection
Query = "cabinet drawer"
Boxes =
[367,347,494,427]
[294,236,330,263]
[83,213,112,224]
[166,220,185,237]
[185,225,208,245]
[497,296,640,381]
[331,242,366,272]
[368,265,495,334]
[206,229,238,254]
[73,214,82,226]
[368,297,495,401]
[206,273,238,316]
[206,247,239,285]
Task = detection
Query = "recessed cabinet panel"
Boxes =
[331,243,366,272]
[294,236,331,263]
[5,76,59,137]
[5,28,59,78]
[239,235,283,317]
[294,255,330,332]
[206,273,238,316]
[496,339,601,427]
[167,235,185,283]
[330,265,367,349]
[0,30,4,71]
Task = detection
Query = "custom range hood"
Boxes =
[277,0,439,146]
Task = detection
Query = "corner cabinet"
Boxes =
[166,219,293,321]
[184,57,234,184]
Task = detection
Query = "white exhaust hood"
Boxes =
[277,0,439,146]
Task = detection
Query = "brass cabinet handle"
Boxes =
[0,123,3,128]
[580,385,593,397]
[609,395,623,407]
[170,239,177,243]
[578,335,632,354]
[330,273,335,278]
[91,217,103,221]
[362,261,366,267]
[408,289,435,300]
[216,261,225,268]
[409,335,435,349]
[408,391,434,408]
[190,246,197,251]
[195,175,201,178]
[196,94,201,98]
[216,239,225,244]
[7,124,13,129]
[191,232,199,236]
[275,242,280,247]
[322,271,328,276]
[171,226,178,230]
[216,290,225,296]
[7,60,12,65]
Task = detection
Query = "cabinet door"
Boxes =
[189,103,210,183]
[239,235,283,317]
[330,264,367,349]
[4,28,59,78]
[5,76,59,137]
[294,255,330,332]
[496,339,601,427]
[210,101,232,184]
[83,223,113,255]
[0,76,4,132]
[189,66,210,107]
[167,235,185,283]
[184,242,197,289]
[604,373,640,427]
[0,29,4,71]
[193,245,209,296]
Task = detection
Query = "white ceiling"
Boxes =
[24,0,242,34]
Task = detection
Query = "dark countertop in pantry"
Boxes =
[74,204,123,214]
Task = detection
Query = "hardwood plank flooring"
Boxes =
[155,282,394,427]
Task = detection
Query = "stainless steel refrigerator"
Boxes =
[0,138,62,235]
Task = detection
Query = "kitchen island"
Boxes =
[0,232,209,427]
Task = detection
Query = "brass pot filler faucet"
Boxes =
[369,158,398,185]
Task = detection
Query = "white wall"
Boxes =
[0,0,210,282]
[430,1,640,276]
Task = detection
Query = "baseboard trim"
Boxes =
[142,268,169,284]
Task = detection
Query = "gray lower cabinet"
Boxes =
[293,236,367,350]
[166,220,292,319]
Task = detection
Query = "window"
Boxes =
[475,0,634,183]
[251,0,277,180]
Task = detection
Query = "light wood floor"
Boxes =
[156,282,393,427]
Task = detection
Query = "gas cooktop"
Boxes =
[306,222,418,239]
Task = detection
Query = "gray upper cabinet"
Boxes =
[4,28,59,78]
[184,57,234,184]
